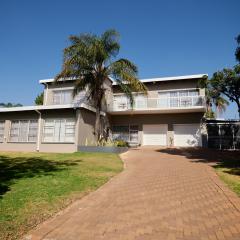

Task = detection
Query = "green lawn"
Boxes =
[216,168,240,196]
[0,151,123,240]
[214,154,240,196]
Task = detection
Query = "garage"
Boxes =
[173,124,201,147]
[143,124,167,145]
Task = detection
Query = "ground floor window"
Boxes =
[112,125,138,143]
[0,121,5,142]
[43,118,75,143]
[9,120,38,142]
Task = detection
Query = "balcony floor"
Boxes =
[107,106,206,115]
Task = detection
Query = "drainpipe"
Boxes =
[35,110,42,152]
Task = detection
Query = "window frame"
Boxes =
[112,125,139,143]
[52,89,74,105]
[0,120,5,143]
[158,88,199,97]
[8,119,38,143]
[42,118,76,143]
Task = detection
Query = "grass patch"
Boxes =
[213,153,240,196]
[0,151,123,240]
[216,168,240,196]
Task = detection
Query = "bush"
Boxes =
[114,140,128,147]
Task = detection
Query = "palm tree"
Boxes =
[55,29,147,141]
[212,93,229,119]
[198,76,228,119]
[198,76,214,117]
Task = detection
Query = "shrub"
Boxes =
[114,140,128,147]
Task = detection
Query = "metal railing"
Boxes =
[110,96,205,111]
[206,123,240,150]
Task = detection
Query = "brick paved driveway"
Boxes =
[26,147,240,240]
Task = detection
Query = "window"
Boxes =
[43,118,75,143]
[113,93,147,110]
[112,126,129,141]
[158,89,199,107]
[53,90,73,105]
[9,120,38,142]
[0,121,4,142]
[134,94,147,109]
[113,95,129,110]
[129,125,139,142]
[112,125,138,143]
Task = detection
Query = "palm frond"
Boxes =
[115,80,134,106]
[109,58,147,107]
[214,96,229,113]
[197,75,208,88]
[55,29,147,140]
[101,29,120,58]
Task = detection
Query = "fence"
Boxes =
[206,123,240,150]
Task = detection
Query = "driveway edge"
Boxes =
[205,165,240,212]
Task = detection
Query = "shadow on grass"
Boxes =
[0,155,81,198]
[156,148,240,176]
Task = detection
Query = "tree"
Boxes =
[212,92,229,119]
[0,102,22,108]
[55,29,147,141]
[211,65,240,118]
[198,76,229,119]
[206,35,240,119]
[235,34,240,62]
[35,92,44,105]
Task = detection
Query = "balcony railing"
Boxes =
[110,96,205,111]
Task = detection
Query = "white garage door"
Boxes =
[143,124,167,145]
[174,124,201,147]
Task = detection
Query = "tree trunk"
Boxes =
[95,107,101,143]
[237,101,240,120]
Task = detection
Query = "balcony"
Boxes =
[108,95,206,114]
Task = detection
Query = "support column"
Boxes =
[35,110,42,152]
[75,109,81,150]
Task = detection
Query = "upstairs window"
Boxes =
[0,121,5,142]
[113,95,129,110]
[158,89,199,98]
[158,89,200,107]
[43,118,75,143]
[52,90,73,105]
[9,120,38,142]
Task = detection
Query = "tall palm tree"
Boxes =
[55,29,147,141]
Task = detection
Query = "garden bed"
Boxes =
[78,146,128,153]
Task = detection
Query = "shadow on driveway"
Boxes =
[156,147,240,176]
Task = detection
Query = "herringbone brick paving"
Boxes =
[25,147,240,240]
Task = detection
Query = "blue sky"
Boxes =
[0,0,239,118]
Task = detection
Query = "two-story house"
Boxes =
[0,74,206,152]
